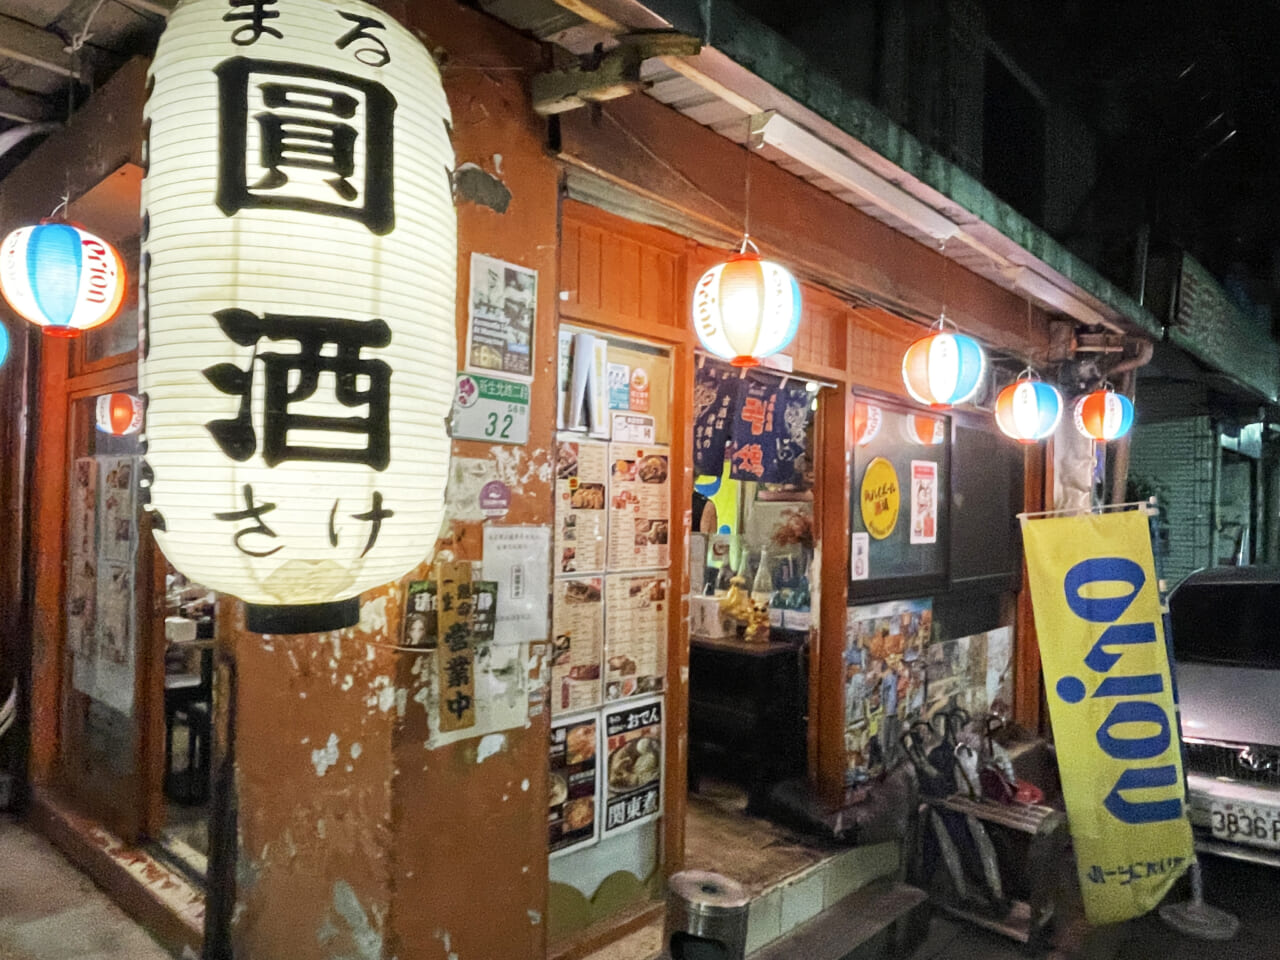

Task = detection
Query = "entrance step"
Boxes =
[750,880,928,960]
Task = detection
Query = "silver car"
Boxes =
[1170,566,1280,866]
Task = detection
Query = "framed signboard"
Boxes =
[849,394,950,600]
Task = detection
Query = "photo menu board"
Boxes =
[550,712,601,856]
[604,573,668,702]
[555,440,608,576]
[549,330,673,863]
[607,444,671,572]
[551,578,604,717]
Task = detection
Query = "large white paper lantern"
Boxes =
[141,0,456,632]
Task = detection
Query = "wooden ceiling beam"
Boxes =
[0,13,80,81]
[0,84,56,123]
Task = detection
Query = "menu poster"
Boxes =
[910,460,939,545]
[99,457,137,564]
[549,713,601,856]
[607,444,671,571]
[552,578,604,717]
[555,440,608,575]
[985,626,1014,714]
[67,458,98,659]
[96,561,134,665]
[604,574,668,702]
[603,697,663,836]
[924,633,986,719]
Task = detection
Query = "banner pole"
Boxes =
[1017,499,1158,522]
[1132,496,1241,941]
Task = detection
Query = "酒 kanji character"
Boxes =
[203,309,391,469]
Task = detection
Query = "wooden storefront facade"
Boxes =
[0,2,1054,958]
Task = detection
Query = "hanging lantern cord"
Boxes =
[743,112,754,242]
[47,192,69,220]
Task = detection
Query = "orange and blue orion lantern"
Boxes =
[1074,388,1134,441]
[95,392,143,437]
[0,223,126,337]
[692,243,802,367]
[995,374,1063,443]
[901,322,986,407]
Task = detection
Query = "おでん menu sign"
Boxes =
[607,445,670,571]
[141,0,455,614]
[603,698,663,835]
[549,712,600,856]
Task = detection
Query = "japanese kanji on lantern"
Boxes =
[140,0,456,632]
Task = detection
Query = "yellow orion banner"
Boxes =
[1021,509,1193,925]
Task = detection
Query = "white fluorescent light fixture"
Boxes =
[756,113,960,242]
[1004,267,1107,327]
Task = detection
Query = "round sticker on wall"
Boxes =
[479,480,511,518]
[860,456,900,540]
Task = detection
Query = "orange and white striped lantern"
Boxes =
[901,327,986,408]
[692,247,802,367]
[1074,389,1134,441]
[903,414,946,445]
[96,392,144,436]
[995,376,1062,444]
[853,401,882,446]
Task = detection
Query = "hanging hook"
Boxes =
[48,193,70,220]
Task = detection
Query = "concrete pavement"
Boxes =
[0,817,173,960]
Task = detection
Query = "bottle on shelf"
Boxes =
[784,573,812,632]
[751,549,775,606]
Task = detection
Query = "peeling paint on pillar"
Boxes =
[452,161,512,213]
[231,3,554,958]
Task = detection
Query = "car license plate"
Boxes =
[1210,801,1280,849]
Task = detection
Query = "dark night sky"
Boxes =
[984,0,1280,283]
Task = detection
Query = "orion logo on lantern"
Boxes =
[1054,556,1182,826]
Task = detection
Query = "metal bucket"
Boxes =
[664,870,750,960]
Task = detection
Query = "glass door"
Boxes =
[58,388,162,842]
